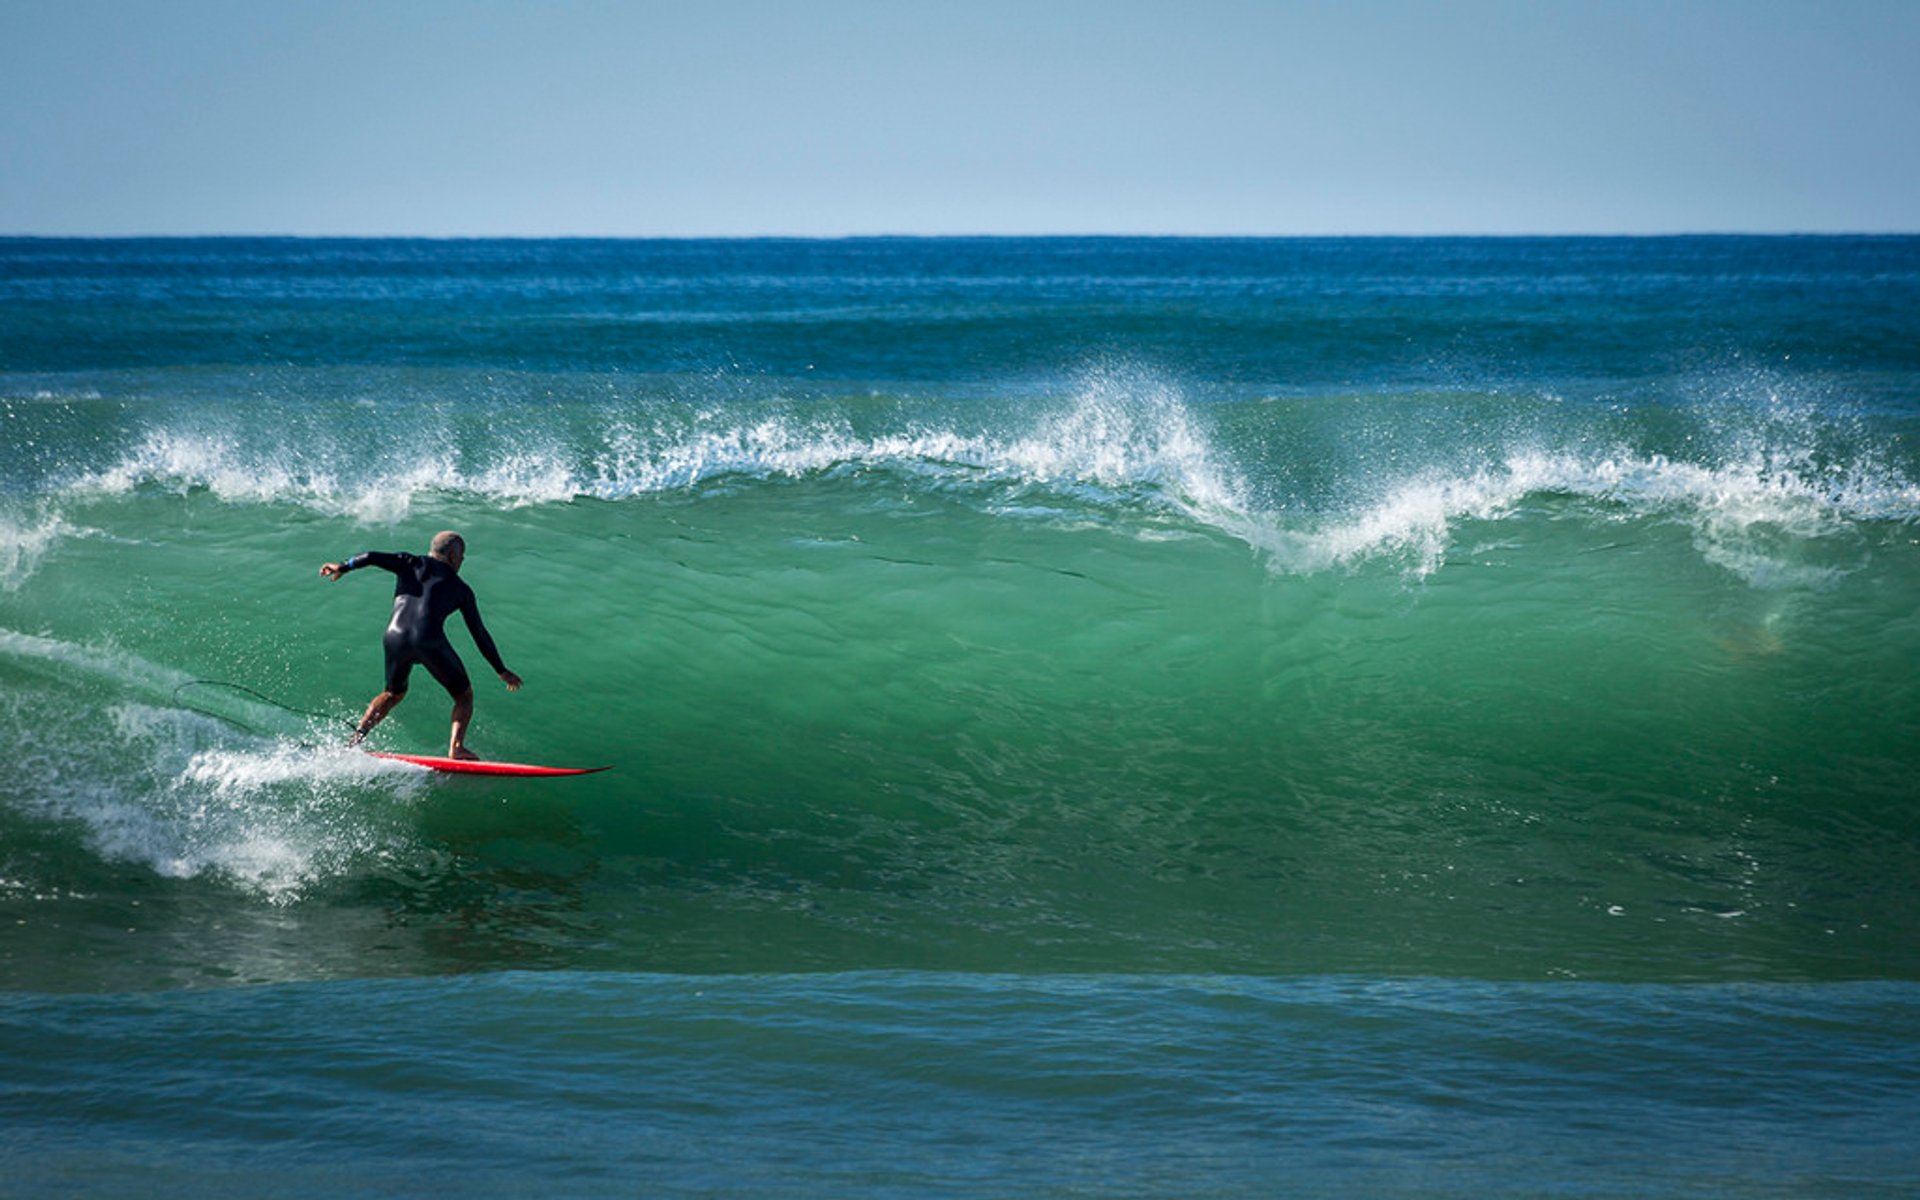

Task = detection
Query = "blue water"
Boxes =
[7,974,1918,1199]
[3,236,1919,1196]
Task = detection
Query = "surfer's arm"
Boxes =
[459,596,520,689]
[319,551,405,580]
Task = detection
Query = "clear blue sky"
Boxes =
[3,0,1916,236]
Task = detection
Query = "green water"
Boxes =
[7,449,1916,989]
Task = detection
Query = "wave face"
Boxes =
[4,236,1920,991]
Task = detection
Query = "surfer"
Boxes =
[319,531,523,761]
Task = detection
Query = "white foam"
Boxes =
[179,741,418,794]
[41,384,1919,592]
[50,368,1249,528]
[69,428,443,522]
[2,651,425,903]
[75,428,290,503]
[74,710,421,903]
[1274,443,1914,584]
[1003,370,1250,519]
[0,509,76,592]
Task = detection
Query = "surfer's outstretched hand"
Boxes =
[500,670,523,692]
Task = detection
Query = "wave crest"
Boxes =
[57,373,1248,527]
[37,381,1920,588]
[1283,443,1914,584]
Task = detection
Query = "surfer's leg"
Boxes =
[447,687,477,760]
[350,643,415,747]
[349,689,404,745]
[417,639,478,760]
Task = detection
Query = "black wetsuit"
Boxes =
[341,551,507,697]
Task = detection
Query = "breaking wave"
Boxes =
[28,367,1920,590]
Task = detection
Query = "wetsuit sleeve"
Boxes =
[341,551,408,575]
[460,593,510,675]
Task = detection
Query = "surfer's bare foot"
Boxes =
[449,746,480,762]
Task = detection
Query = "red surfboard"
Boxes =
[367,751,611,777]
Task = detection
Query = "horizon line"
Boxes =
[4,228,1917,242]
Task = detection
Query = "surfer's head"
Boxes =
[429,530,466,570]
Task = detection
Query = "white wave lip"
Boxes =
[68,428,463,522]
[40,384,1920,588]
[1294,445,1915,584]
[53,376,1251,524]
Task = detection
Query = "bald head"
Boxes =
[429,531,466,568]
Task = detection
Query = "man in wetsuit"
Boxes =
[319,530,523,760]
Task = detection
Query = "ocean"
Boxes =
[2,236,1917,1196]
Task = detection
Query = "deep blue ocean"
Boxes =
[3,236,1918,1196]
